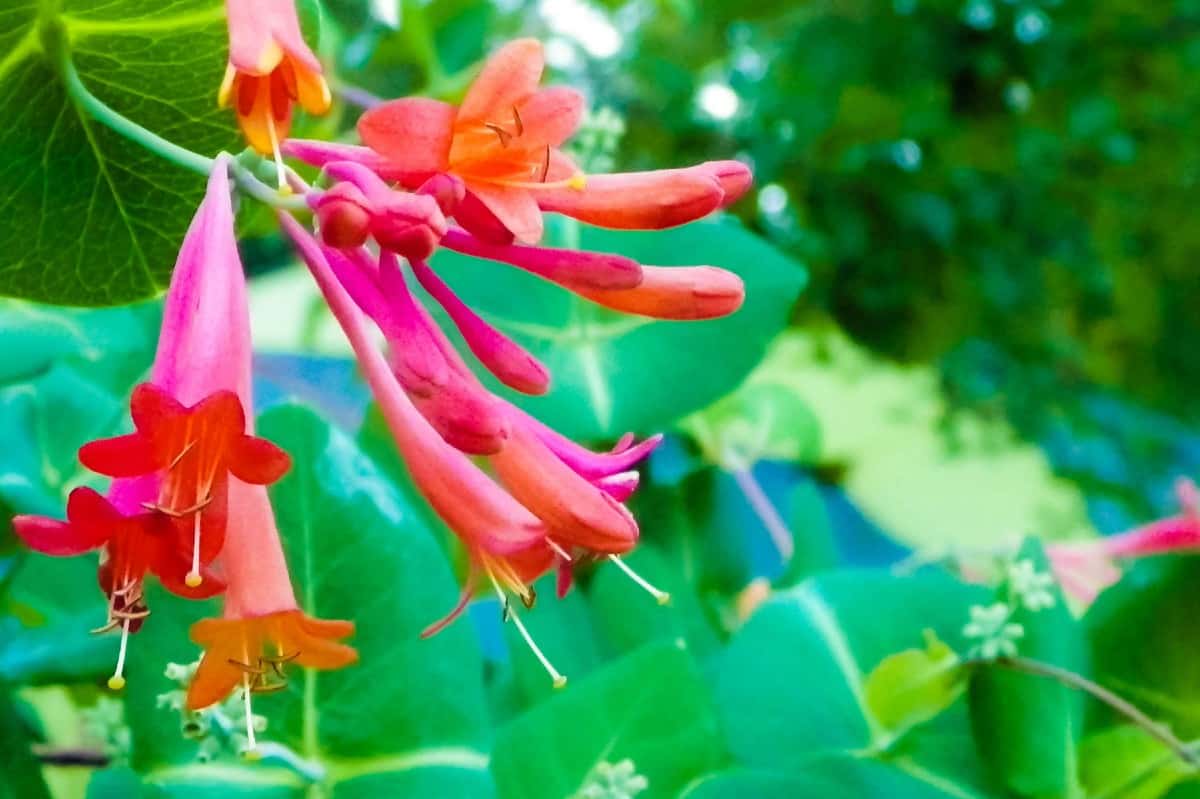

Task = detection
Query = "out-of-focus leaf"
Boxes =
[430,216,806,439]
[1087,558,1200,741]
[749,330,1092,549]
[864,631,966,739]
[713,569,996,793]
[1078,725,1197,799]
[0,2,235,305]
[683,381,822,469]
[969,541,1087,798]
[490,641,724,799]
[0,690,51,799]
[124,405,494,798]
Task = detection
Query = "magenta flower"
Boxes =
[1048,478,1200,605]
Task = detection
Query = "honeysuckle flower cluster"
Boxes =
[10,0,752,743]
[280,36,750,683]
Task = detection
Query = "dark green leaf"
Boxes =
[0,2,236,305]
[969,541,1087,798]
[491,641,724,799]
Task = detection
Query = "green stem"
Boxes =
[59,51,213,175]
[59,52,307,211]
[970,655,1200,768]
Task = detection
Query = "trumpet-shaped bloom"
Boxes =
[1048,478,1200,606]
[13,158,297,693]
[221,0,330,157]
[81,383,290,589]
[288,39,751,244]
[186,479,357,718]
[285,217,671,690]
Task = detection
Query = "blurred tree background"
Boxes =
[341,0,1200,528]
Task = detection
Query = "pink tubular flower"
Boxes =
[286,38,752,245]
[1048,478,1200,606]
[282,216,670,688]
[221,0,330,158]
[15,157,298,692]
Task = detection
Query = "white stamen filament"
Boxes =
[487,571,567,689]
[609,554,671,606]
[108,619,130,691]
[186,512,202,588]
[266,112,287,191]
[243,674,259,754]
[546,538,573,562]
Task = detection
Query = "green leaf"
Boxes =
[429,216,806,439]
[682,381,822,469]
[1079,726,1197,799]
[864,631,967,739]
[124,405,494,798]
[0,691,51,799]
[969,541,1087,798]
[685,753,1000,799]
[0,2,235,305]
[743,329,1093,549]
[713,569,997,794]
[490,641,724,799]
[1087,558,1200,741]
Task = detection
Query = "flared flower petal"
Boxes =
[222,0,330,155]
[356,97,457,178]
[187,609,357,710]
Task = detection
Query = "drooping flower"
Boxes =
[13,157,292,692]
[81,383,291,591]
[286,39,752,244]
[1048,478,1200,606]
[221,0,330,165]
[186,478,358,737]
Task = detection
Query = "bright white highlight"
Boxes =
[698,83,740,121]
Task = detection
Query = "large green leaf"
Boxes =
[490,641,725,799]
[429,216,806,439]
[713,570,1000,795]
[124,405,494,798]
[736,329,1093,549]
[1087,558,1200,740]
[1079,726,1198,799]
[0,691,52,799]
[968,541,1087,798]
[0,1,235,305]
[0,301,157,684]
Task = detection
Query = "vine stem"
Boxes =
[972,655,1200,768]
[59,52,307,211]
[731,466,795,561]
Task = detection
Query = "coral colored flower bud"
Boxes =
[320,161,448,260]
[311,183,372,249]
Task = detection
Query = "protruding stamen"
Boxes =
[487,571,567,689]
[108,619,130,691]
[266,112,288,191]
[512,106,524,136]
[242,674,259,754]
[546,538,573,562]
[185,512,203,588]
[608,555,671,606]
